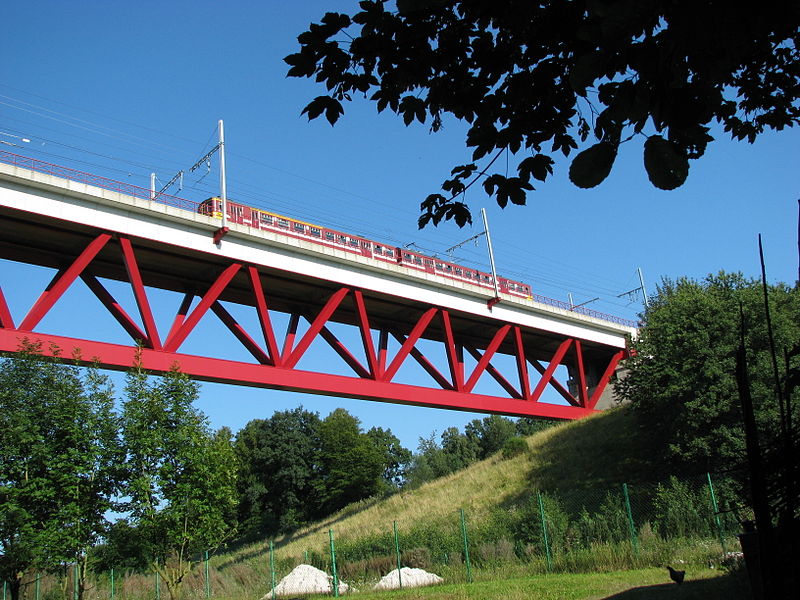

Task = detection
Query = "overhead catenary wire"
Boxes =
[0,87,645,318]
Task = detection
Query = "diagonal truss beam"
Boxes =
[19,233,111,331]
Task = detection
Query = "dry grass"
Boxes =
[224,409,624,565]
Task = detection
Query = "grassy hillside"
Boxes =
[220,404,677,566]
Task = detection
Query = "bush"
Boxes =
[501,437,528,459]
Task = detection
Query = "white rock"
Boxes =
[261,564,350,598]
[372,567,444,590]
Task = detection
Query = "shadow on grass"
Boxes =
[602,571,751,599]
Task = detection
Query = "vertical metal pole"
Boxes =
[459,509,473,583]
[707,473,727,554]
[35,573,40,600]
[328,530,339,598]
[155,570,160,600]
[3,580,6,600]
[74,565,79,600]
[622,483,639,555]
[393,521,402,589]
[204,551,210,598]
[110,569,114,600]
[537,493,553,572]
[568,293,574,310]
[150,173,156,201]
[480,208,501,301]
[637,267,649,308]
[269,541,276,600]
[218,119,227,230]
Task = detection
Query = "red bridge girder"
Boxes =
[0,231,627,419]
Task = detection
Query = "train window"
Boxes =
[403,253,412,261]
[374,245,383,254]
[425,259,433,267]
[483,275,491,282]
[361,241,371,249]
[455,268,462,276]
[293,223,305,233]
[261,213,272,224]
[414,256,422,265]
[435,262,443,270]
[385,249,394,257]
[350,239,359,247]
[445,265,452,272]
[337,234,347,244]
[277,218,289,228]
[325,231,335,241]
[310,227,321,237]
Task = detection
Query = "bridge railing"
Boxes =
[529,292,638,328]
[0,150,199,213]
[0,150,639,330]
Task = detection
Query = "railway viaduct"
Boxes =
[0,151,637,420]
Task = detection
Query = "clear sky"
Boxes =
[2,1,798,451]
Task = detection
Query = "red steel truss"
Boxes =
[0,232,628,419]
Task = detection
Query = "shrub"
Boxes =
[501,437,528,459]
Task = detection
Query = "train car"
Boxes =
[198,197,533,301]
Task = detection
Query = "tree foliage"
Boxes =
[0,343,121,600]
[286,0,799,227]
[233,408,321,536]
[616,272,800,484]
[120,365,237,600]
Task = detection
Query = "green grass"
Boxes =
[333,568,750,600]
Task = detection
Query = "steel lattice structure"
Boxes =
[0,156,632,420]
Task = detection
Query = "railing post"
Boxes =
[537,492,553,572]
[707,473,727,554]
[393,521,402,589]
[329,530,339,598]
[204,550,210,598]
[459,509,473,583]
[110,568,114,600]
[622,483,639,555]
[35,574,40,600]
[155,570,160,600]
[269,541,276,599]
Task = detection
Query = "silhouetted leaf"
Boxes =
[643,136,689,190]
[568,143,617,188]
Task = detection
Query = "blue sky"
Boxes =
[2,1,798,451]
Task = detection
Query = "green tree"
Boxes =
[616,272,800,482]
[233,408,321,537]
[466,415,517,459]
[0,343,121,600]
[120,365,237,600]
[366,426,412,491]
[286,1,799,227]
[313,408,384,516]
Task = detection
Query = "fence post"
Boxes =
[622,483,639,555]
[537,492,553,572]
[35,573,40,600]
[3,580,6,600]
[393,521,403,589]
[459,509,473,583]
[269,541,276,599]
[155,570,160,600]
[328,530,339,598]
[74,565,79,600]
[706,473,727,554]
[204,550,210,598]
[110,568,115,600]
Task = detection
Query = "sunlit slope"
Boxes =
[224,404,662,563]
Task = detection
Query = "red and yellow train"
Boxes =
[198,198,533,300]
